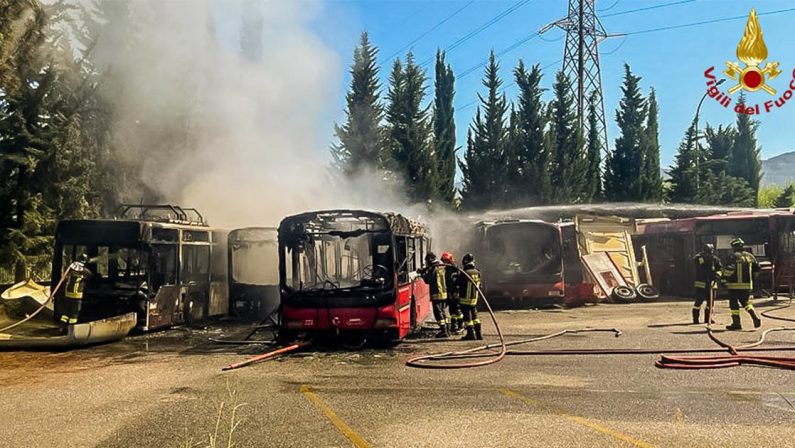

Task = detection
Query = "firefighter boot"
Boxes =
[474,323,483,340]
[692,308,700,324]
[749,310,762,329]
[704,308,716,325]
[461,326,476,340]
[725,315,742,331]
[435,324,449,338]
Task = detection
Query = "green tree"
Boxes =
[509,61,549,205]
[730,93,762,204]
[774,183,795,208]
[547,70,586,203]
[640,89,661,201]
[695,171,755,207]
[385,53,436,203]
[703,124,736,175]
[460,51,508,209]
[332,32,387,176]
[668,119,699,203]
[605,64,647,201]
[432,50,457,206]
[583,92,601,202]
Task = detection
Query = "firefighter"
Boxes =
[441,251,463,334]
[60,253,92,334]
[422,251,449,338]
[457,253,483,341]
[692,243,722,324]
[723,238,762,331]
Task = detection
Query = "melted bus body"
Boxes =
[228,227,280,320]
[471,220,570,305]
[52,205,228,331]
[635,212,795,297]
[278,210,432,342]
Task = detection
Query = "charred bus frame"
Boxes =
[278,209,433,343]
[52,205,228,331]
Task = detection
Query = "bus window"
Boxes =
[182,245,210,284]
[152,245,177,291]
[396,236,409,284]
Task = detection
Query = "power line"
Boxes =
[419,0,537,67]
[597,0,621,12]
[382,1,475,63]
[601,0,695,19]
[456,59,562,112]
[623,6,795,35]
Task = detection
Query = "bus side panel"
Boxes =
[146,285,180,330]
[209,231,229,316]
[396,284,412,338]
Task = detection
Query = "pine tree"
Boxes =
[668,119,699,203]
[584,92,601,202]
[640,89,661,201]
[432,50,457,206]
[332,32,386,176]
[605,64,647,201]
[510,61,549,205]
[240,0,264,62]
[731,94,762,205]
[547,70,586,204]
[460,51,508,209]
[386,53,436,203]
[774,184,795,208]
[703,124,735,175]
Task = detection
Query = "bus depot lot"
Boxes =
[2,301,795,448]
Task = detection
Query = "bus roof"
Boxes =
[279,209,430,237]
[640,211,793,235]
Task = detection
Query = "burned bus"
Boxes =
[469,219,574,306]
[228,227,280,320]
[278,210,432,344]
[635,212,795,297]
[51,205,228,331]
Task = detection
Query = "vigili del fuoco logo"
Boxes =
[703,8,794,115]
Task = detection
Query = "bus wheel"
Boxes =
[636,283,660,302]
[611,285,637,303]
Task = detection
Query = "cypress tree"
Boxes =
[510,61,549,205]
[432,50,457,206]
[704,124,735,175]
[386,53,436,203]
[731,94,762,205]
[668,119,699,203]
[584,92,602,202]
[332,32,387,176]
[774,184,795,208]
[460,51,508,209]
[640,89,661,201]
[547,70,586,204]
[240,0,263,62]
[605,64,647,201]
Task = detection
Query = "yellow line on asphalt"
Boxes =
[500,388,655,448]
[299,384,372,448]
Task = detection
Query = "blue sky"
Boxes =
[311,0,795,168]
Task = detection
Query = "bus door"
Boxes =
[147,242,180,330]
[181,232,211,323]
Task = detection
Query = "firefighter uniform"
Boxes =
[444,261,463,333]
[692,245,722,324]
[61,257,92,333]
[423,255,449,338]
[458,255,482,341]
[723,239,761,331]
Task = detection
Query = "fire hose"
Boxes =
[0,267,71,333]
[655,289,795,370]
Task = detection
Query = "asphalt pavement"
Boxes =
[2,299,795,447]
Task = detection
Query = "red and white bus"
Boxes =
[634,211,795,297]
[278,210,432,345]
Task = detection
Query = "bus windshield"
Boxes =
[62,244,147,286]
[281,213,394,293]
[485,222,562,279]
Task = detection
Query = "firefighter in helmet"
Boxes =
[60,253,92,334]
[422,251,449,338]
[692,243,722,324]
[441,251,463,334]
[457,253,483,340]
[722,238,762,331]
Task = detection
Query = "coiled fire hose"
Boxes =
[0,267,71,333]
[655,289,795,370]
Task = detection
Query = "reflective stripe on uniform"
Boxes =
[694,281,706,288]
[726,282,752,290]
[432,266,447,300]
[60,315,69,323]
[745,303,755,311]
[730,310,741,315]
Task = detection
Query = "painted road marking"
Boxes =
[299,384,372,448]
[500,388,656,448]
